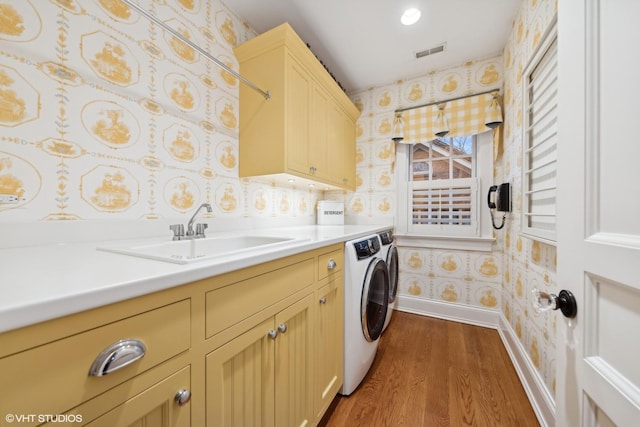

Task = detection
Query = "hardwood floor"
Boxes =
[319,311,540,427]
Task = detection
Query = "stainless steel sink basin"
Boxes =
[98,235,304,264]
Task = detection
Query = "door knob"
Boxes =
[532,288,577,318]
[277,324,287,333]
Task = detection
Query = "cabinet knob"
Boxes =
[174,389,191,407]
[327,259,337,270]
[89,339,146,377]
[319,297,327,304]
[267,329,278,339]
[277,324,287,333]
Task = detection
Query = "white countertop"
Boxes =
[0,224,391,333]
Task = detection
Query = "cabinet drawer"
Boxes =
[318,248,343,281]
[0,299,190,420]
[206,258,314,338]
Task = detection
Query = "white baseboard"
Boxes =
[497,315,556,427]
[396,295,500,328]
[396,295,555,427]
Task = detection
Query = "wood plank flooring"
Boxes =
[319,311,540,427]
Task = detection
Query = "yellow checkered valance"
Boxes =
[399,92,501,143]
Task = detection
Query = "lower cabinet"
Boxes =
[0,244,344,427]
[313,276,344,422]
[82,366,191,427]
[206,294,313,427]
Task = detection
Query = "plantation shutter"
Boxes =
[410,178,478,235]
[523,34,558,243]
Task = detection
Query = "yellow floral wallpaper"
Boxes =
[325,55,506,309]
[0,0,320,222]
[338,56,503,222]
[401,248,502,308]
[500,0,558,397]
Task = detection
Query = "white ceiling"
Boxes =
[223,0,521,94]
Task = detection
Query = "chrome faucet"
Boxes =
[170,203,212,240]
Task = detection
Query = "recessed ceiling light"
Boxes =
[401,8,421,26]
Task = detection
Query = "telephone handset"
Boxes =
[487,183,511,212]
[488,183,510,229]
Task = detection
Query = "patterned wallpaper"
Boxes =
[0,0,320,223]
[499,0,559,398]
[326,55,505,309]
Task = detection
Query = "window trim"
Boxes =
[395,131,495,252]
[521,18,558,245]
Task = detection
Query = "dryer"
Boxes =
[379,229,398,333]
[340,234,389,396]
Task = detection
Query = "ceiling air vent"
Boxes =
[415,43,446,59]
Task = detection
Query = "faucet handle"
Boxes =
[170,224,184,241]
[195,223,208,238]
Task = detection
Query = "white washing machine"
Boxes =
[340,234,389,396]
[379,230,398,333]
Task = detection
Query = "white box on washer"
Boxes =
[317,201,344,225]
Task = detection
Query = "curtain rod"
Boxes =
[122,0,271,100]
[394,88,500,114]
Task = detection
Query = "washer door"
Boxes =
[361,258,389,342]
[386,245,399,303]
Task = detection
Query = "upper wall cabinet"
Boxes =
[235,23,360,191]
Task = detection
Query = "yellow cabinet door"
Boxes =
[274,294,314,427]
[206,294,313,427]
[81,366,191,427]
[285,55,313,178]
[338,107,356,190]
[206,317,276,427]
[309,84,330,181]
[326,103,356,189]
[313,278,344,421]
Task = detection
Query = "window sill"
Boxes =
[395,234,495,252]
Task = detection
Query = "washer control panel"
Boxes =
[354,237,381,259]
[378,230,394,245]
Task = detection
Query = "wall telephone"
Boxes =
[487,183,510,229]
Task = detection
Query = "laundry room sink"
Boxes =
[98,235,306,264]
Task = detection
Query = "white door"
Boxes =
[557,1,640,426]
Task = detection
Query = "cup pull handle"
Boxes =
[89,339,146,377]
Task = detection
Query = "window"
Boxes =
[395,131,494,251]
[522,21,557,244]
[409,136,478,235]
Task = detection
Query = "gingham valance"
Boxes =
[399,92,502,143]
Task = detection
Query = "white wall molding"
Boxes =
[396,295,500,329]
[497,315,556,427]
[396,295,555,427]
